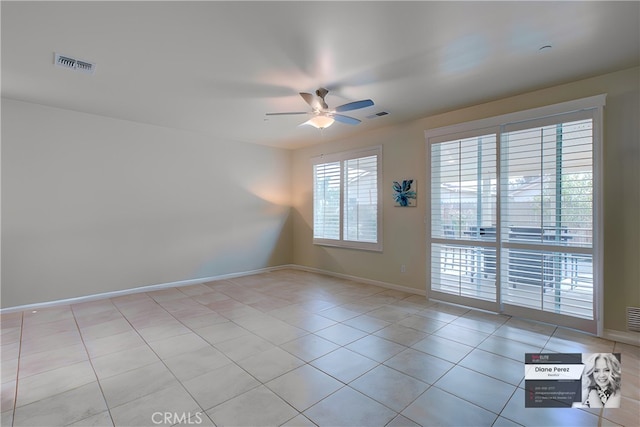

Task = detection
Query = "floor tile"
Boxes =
[110,382,202,427]
[281,413,317,427]
[596,395,640,427]
[478,335,543,362]
[282,312,338,332]
[1,357,18,384]
[311,348,378,383]
[22,306,74,326]
[252,322,309,345]
[432,323,490,347]
[4,270,638,427]
[207,385,298,426]
[83,329,146,358]
[411,334,474,364]
[318,306,362,322]
[384,348,455,385]
[500,388,602,426]
[178,283,215,297]
[182,363,260,410]
[315,323,369,346]
[366,306,413,323]
[100,361,180,408]
[19,329,83,356]
[164,345,232,381]
[230,312,285,332]
[236,346,305,383]
[401,386,497,427]
[136,321,192,342]
[343,314,392,333]
[12,381,108,426]
[15,360,96,407]
[66,410,114,426]
[350,365,429,412]
[374,324,428,347]
[280,334,340,362]
[20,318,78,341]
[91,344,160,380]
[177,311,228,329]
[492,324,553,348]
[544,335,615,353]
[265,364,343,411]
[78,318,134,341]
[304,386,397,427]
[72,305,123,328]
[434,365,517,414]
[346,334,407,363]
[18,343,88,379]
[213,332,275,362]
[147,332,211,359]
[1,380,15,413]
[386,414,422,427]
[451,314,506,333]
[416,308,461,323]
[458,348,524,386]
[396,314,448,334]
[194,321,250,345]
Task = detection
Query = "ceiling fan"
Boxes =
[266,88,374,129]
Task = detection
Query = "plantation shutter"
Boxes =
[500,111,595,320]
[430,132,498,309]
[312,146,382,251]
[344,155,378,243]
[313,161,341,240]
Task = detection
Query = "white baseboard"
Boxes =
[288,264,426,296]
[602,328,640,347]
[0,266,285,314]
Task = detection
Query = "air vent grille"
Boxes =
[54,53,96,74]
[366,111,389,119]
[628,306,640,332]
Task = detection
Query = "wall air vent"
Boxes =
[54,53,96,75]
[628,306,640,332]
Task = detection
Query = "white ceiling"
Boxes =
[2,1,638,149]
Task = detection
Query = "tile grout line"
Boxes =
[10,311,24,427]
[70,303,116,427]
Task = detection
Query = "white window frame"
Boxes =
[312,145,383,252]
[425,95,605,335]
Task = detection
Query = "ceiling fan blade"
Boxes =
[300,92,320,110]
[334,99,374,112]
[333,114,361,125]
[265,112,308,116]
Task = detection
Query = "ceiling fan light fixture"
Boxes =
[306,115,335,129]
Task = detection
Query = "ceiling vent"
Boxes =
[366,111,389,119]
[54,53,96,75]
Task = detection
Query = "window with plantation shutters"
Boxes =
[427,95,604,334]
[312,146,382,251]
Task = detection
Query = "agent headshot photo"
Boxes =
[578,353,622,408]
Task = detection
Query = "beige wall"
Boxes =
[1,99,293,308]
[292,67,640,332]
[2,67,637,333]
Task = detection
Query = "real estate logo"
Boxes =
[151,412,203,425]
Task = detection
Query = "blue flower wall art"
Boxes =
[393,179,417,207]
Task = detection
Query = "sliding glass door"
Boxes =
[427,98,603,334]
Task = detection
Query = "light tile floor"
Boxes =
[1,269,638,426]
